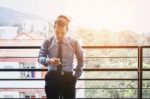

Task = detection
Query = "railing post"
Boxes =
[138,46,143,99]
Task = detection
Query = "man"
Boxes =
[38,15,84,99]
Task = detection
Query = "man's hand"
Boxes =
[48,57,61,66]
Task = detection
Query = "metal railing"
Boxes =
[0,46,150,99]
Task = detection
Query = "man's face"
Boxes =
[54,24,67,39]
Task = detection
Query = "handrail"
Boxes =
[0,68,150,71]
[0,45,147,49]
[0,45,150,99]
[0,68,139,71]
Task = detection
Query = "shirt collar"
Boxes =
[54,35,68,45]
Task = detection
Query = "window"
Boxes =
[19,62,35,78]
[4,95,13,98]
[4,66,13,68]
[19,92,35,98]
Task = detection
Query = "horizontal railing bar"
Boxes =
[0,87,138,89]
[0,78,150,81]
[83,68,138,71]
[0,68,139,71]
[85,57,149,58]
[75,98,148,99]
[79,78,138,80]
[143,79,150,80]
[85,57,138,58]
[0,78,138,81]
[77,88,138,89]
[76,98,145,99]
[0,46,40,49]
[69,97,145,99]
[0,57,37,58]
[1,97,141,99]
[0,69,48,71]
[1,87,150,90]
[0,56,139,58]
[0,45,148,49]
[142,69,150,71]
[76,97,145,99]
[0,79,44,80]
[0,88,44,89]
[1,78,150,81]
[78,88,149,89]
[82,46,139,48]
[142,46,150,48]
[1,68,150,72]
[0,88,140,89]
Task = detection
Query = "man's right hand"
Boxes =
[48,57,61,66]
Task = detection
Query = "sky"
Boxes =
[0,0,150,33]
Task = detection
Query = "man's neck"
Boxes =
[57,37,63,41]
[55,36,66,42]
[55,35,67,41]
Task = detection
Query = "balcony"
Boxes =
[0,45,150,99]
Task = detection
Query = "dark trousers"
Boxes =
[45,70,77,99]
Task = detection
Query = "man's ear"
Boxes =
[54,24,56,29]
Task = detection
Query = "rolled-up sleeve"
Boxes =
[38,40,50,67]
[74,40,84,78]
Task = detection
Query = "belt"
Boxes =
[49,70,73,75]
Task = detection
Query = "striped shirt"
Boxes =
[38,36,84,78]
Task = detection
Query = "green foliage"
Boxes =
[73,27,150,98]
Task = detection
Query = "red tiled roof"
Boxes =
[0,58,37,63]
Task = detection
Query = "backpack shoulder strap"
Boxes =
[67,36,77,53]
[46,36,54,50]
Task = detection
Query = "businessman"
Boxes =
[38,15,84,99]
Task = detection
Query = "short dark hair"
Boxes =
[54,15,70,30]
[57,15,70,22]
[54,15,70,26]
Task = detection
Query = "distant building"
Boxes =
[0,32,84,98]
[0,26,18,39]
[0,32,45,98]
